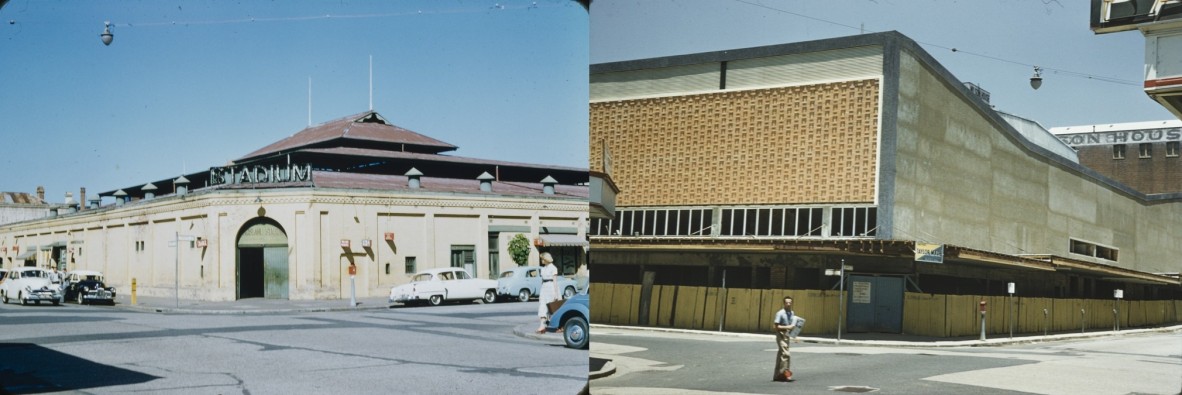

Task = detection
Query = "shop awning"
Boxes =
[538,234,589,247]
[14,251,36,259]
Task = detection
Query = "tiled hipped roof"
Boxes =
[237,111,458,162]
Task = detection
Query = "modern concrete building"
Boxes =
[588,31,1181,335]
[0,110,589,301]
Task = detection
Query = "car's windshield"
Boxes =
[455,271,471,280]
[413,273,433,282]
[24,270,47,278]
[499,271,514,278]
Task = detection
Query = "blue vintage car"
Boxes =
[545,293,589,349]
[496,266,578,302]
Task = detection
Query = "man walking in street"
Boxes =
[772,295,797,382]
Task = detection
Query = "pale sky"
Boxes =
[591,0,1173,129]
[0,0,588,203]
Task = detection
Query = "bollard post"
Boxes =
[131,277,137,306]
[1043,308,1048,336]
[348,262,357,307]
[979,299,987,341]
[1081,308,1086,333]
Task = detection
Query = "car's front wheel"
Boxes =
[1,291,7,304]
[482,290,496,304]
[564,316,589,349]
[428,294,443,306]
[517,289,530,302]
[19,292,27,306]
[76,289,85,304]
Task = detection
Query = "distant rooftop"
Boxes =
[0,192,47,205]
[237,111,458,162]
[1049,120,1182,135]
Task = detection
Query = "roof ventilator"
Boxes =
[406,167,423,189]
[142,183,157,200]
[541,175,557,195]
[114,189,128,206]
[174,175,190,197]
[477,172,495,192]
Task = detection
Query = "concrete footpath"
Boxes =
[110,294,394,314]
[591,323,1182,348]
[587,323,1182,380]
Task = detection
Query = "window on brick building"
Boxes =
[1139,143,1152,158]
[1112,144,1126,159]
[1168,141,1180,157]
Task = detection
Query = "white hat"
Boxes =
[540,252,554,264]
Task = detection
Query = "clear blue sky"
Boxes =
[591,1,1174,130]
[0,0,588,203]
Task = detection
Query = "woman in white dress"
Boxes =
[536,252,559,334]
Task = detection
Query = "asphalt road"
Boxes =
[590,327,1182,395]
[0,299,587,394]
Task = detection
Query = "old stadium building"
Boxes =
[0,110,588,301]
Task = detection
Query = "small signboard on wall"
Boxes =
[852,281,872,304]
[915,243,944,264]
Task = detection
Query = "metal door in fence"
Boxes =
[846,275,904,333]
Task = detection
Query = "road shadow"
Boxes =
[0,343,157,394]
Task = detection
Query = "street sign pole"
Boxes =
[826,260,851,344]
[838,259,846,344]
[175,232,179,308]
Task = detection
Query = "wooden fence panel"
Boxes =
[903,293,945,337]
[701,287,722,331]
[607,283,639,326]
[758,289,778,334]
[593,283,1180,336]
[671,286,701,329]
[1018,297,1053,335]
[721,288,754,332]
[589,283,610,324]
[944,295,974,337]
[647,285,674,327]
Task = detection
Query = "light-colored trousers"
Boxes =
[774,330,791,377]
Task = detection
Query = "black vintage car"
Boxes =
[63,270,116,305]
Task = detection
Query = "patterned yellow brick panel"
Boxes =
[590,79,880,206]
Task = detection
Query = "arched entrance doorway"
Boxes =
[236,218,289,299]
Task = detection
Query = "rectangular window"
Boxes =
[1113,144,1126,159]
[1139,143,1152,158]
[405,256,416,274]
[1069,239,1095,257]
[1095,245,1119,262]
[488,233,499,279]
[1168,141,1180,157]
[450,245,476,276]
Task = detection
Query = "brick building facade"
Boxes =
[1052,121,1182,194]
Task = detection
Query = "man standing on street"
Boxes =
[772,296,797,382]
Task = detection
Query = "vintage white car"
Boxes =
[496,266,579,302]
[389,267,498,306]
[0,267,63,306]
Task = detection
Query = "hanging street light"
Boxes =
[100,21,113,46]
[1030,66,1043,90]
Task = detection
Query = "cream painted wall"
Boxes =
[892,51,1182,274]
[0,188,587,301]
